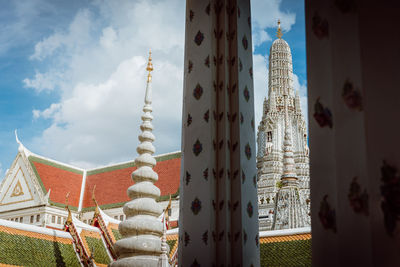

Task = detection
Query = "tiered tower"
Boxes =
[112,51,163,266]
[256,21,310,230]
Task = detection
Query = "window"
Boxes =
[83,219,87,224]
[19,217,23,223]
[114,216,118,219]
[57,216,61,224]
[36,214,40,222]
[120,215,124,221]
[267,131,272,142]
[30,215,34,223]
[52,215,55,223]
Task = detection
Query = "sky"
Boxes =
[0,0,306,179]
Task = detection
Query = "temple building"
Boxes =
[0,138,180,230]
[257,21,310,230]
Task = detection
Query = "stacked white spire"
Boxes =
[112,50,163,267]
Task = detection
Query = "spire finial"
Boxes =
[277,19,283,39]
[146,49,153,83]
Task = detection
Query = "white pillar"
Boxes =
[179,1,260,266]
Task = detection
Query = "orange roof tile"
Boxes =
[29,156,83,208]
[0,225,72,244]
[260,233,311,244]
[166,234,178,258]
[82,154,181,209]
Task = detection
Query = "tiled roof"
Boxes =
[25,151,181,211]
[82,152,181,209]
[29,155,83,209]
[169,220,178,229]
[0,219,80,266]
[166,234,178,259]
[80,229,111,266]
[107,223,121,243]
[260,232,311,266]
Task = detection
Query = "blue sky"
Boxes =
[0,0,306,178]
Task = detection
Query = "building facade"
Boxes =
[257,22,310,230]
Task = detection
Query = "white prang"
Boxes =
[256,22,310,230]
[111,51,163,267]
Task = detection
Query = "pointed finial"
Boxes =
[66,206,73,224]
[146,49,153,83]
[277,19,283,39]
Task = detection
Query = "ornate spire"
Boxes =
[277,19,283,39]
[268,19,294,97]
[111,51,163,267]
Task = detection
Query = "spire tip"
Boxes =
[146,49,153,82]
[277,19,283,39]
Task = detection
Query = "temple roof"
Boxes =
[29,155,84,210]
[82,151,181,210]
[17,143,181,211]
[0,218,80,266]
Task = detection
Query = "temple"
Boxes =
[257,20,310,230]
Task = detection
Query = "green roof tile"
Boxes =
[111,228,122,241]
[260,239,311,267]
[83,236,111,265]
[0,231,80,266]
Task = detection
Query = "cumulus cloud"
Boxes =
[27,0,184,167]
[23,71,61,92]
[251,0,296,46]
[25,0,304,168]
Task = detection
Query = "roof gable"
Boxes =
[0,153,44,212]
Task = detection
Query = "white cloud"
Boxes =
[253,54,269,129]
[27,0,184,167]
[25,0,303,168]
[251,0,296,47]
[33,103,61,119]
[23,71,61,92]
[30,9,93,61]
[292,73,308,125]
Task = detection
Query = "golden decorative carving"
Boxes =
[10,181,24,197]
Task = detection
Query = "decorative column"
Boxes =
[272,95,307,230]
[179,1,259,266]
[112,51,163,267]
